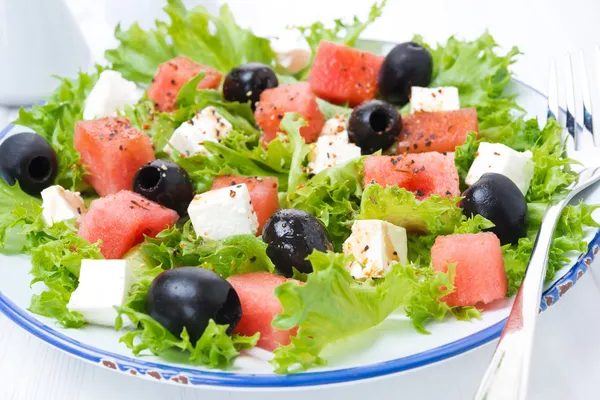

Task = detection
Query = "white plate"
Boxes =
[0,77,598,389]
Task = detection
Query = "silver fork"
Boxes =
[474,50,600,400]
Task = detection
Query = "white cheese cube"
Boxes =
[410,86,460,113]
[165,106,233,156]
[465,142,535,195]
[343,220,408,279]
[67,259,135,327]
[307,116,361,175]
[320,114,349,139]
[188,183,259,240]
[270,27,312,74]
[83,70,142,120]
[41,185,87,226]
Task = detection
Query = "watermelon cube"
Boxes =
[309,41,384,107]
[211,175,280,234]
[227,272,298,351]
[148,56,223,112]
[397,108,479,154]
[255,82,325,143]
[74,117,155,197]
[78,191,179,259]
[364,153,460,199]
[432,232,507,307]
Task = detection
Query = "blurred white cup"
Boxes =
[0,0,91,105]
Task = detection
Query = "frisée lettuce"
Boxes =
[271,251,474,373]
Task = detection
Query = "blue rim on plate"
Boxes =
[0,79,597,387]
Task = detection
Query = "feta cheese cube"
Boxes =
[307,116,361,174]
[188,183,259,240]
[343,220,408,279]
[41,185,87,226]
[83,70,142,120]
[320,114,349,139]
[465,142,535,195]
[166,106,233,156]
[270,27,312,74]
[67,259,134,327]
[410,86,460,113]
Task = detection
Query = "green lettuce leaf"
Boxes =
[106,0,275,85]
[136,221,275,277]
[454,131,480,184]
[0,180,41,253]
[105,21,177,84]
[0,193,103,327]
[12,67,103,190]
[284,157,363,250]
[526,119,578,202]
[296,1,386,79]
[28,224,103,328]
[414,32,521,137]
[503,202,600,295]
[359,184,463,235]
[166,0,274,72]
[271,251,466,373]
[116,307,258,368]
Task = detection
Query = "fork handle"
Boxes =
[474,202,564,400]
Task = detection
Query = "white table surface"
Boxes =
[3,0,600,399]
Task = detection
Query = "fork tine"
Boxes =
[548,60,559,122]
[579,50,595,148]
[565,54,578,148]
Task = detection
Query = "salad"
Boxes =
[0,0,598,375]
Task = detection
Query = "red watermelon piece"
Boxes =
[78,191,179,259]
[364,153,460,199]
[211,175,279,234]
[397,108,479,154]
[255,82,325,143]
[74,117,155,197]
[148,56,223,112]
[227,272,298,351]
[432,232,507,307]
[309,41,384,107]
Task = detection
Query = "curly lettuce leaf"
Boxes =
[107,0,275,85]
[454,131,480,184]
[0,180,41,253]
[116,307,258,369]
[285,157,363,250]
[105,21,177,84]
[414,32,521,136]
[526,119,578,202]
[29,224,103,328]
[296,1,386,79]
[137,221,275,277]
[0,195,103,327]
[166,0,274,72]
[454,118,577,199]
[503,202,600,295]
[359,184,464,235]
[271,251,467,373]
[12,67,103,190]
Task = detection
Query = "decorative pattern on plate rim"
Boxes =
[0,78,598,387]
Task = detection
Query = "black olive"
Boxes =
[378,42,433,105]
[0,132,58,196]
[133,159,194,216]
[146,267,242,344]
[348,100,402,154]
[461,173,528,245]
[223,63,278,109]
[262,209,333,277]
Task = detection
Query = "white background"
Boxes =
[2,0,600,399]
